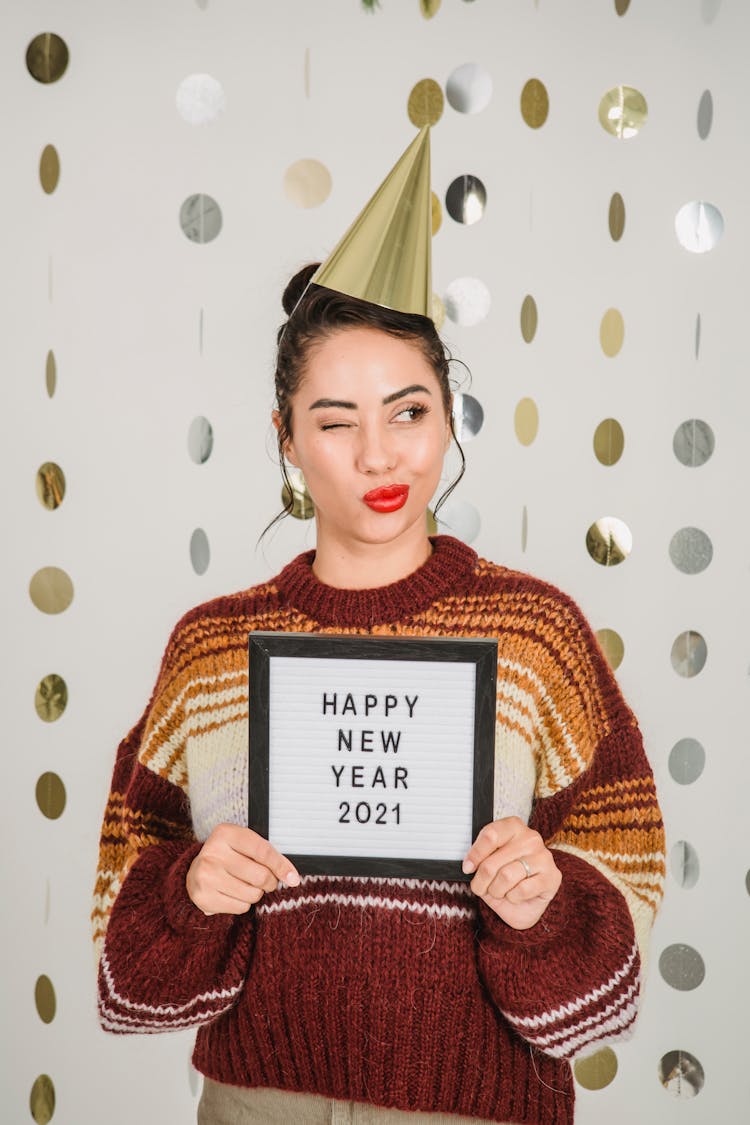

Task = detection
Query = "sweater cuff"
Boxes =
[476,887,570,948]
[476,849,582,948]
[162,842,236,937]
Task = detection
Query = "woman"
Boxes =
[92,263,665,1125]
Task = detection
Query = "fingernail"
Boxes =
[286,870,301,887]
[462,859,475,874]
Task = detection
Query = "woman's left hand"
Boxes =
[463,817,562,931]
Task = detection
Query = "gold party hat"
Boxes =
[311,126,432,317]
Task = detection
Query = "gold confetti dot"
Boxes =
[431,191,442,235]
[520,295,537,342]
[521,78,549,128]
[593,418,624,465]
[514,398,539,446]
[35,675,68,723]
[574,1047,618,1090]
[30,1074,55,1124]
[40,145,60,194]
[29,567,74,614]
[598,85,647,139]
[36,772,67,820]
[283,159,332,209]
[35,975,57,1023]
[26,33,69,84]
[596,629,625,670]
[46,351,56,397]
[408,78,444,127]
[600,308,624,357]
[586,517,632,567]
[608,192,625,241]
[36,462,66,510]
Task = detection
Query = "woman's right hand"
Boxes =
[186,824,301,916]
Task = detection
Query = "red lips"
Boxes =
[362,484,410,512]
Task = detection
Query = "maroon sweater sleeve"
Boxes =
[92,634,255,1034]
[473,596,665,1061]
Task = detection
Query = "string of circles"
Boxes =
[24,29,69,1125]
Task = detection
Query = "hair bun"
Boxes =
[282,263,321,316]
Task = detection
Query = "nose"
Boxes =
[355,421,397,475]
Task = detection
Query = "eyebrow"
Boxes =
[309,384,433,411]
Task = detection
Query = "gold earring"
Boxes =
[282,467,314,520]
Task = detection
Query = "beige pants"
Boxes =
[198,1078,503,1124]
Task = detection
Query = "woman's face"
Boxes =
[277,327,451,552]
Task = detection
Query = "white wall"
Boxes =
[3,1,748,1122]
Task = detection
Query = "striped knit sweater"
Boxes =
[92,535,665,1125]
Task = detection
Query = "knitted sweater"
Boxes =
[92,536,665,1125]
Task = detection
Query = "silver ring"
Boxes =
[518,856,533,879]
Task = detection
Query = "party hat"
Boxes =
[310,126,432,318]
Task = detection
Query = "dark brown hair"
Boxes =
[267,262,465,531]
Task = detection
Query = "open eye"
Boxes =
[394,403,429,423]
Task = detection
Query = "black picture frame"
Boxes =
[248,632,497,881]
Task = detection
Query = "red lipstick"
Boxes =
[362,484,409,512]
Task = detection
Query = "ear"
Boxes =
[272,410,299,467]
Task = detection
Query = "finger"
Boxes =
[470,850,511,898]
[487,852,561,903]
[471,839,534,897]
[231,831,301,887]
[503,874,549,905]
[201,889,258,917]
[482,855,536,900]
[197,869,266,909]
[220,868,273,901]
[205,825,301,887]
[224,854,279,895]
[462,819,520,875]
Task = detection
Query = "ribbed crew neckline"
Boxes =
[275,535,478,626]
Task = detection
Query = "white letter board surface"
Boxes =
[248,633,497,880]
